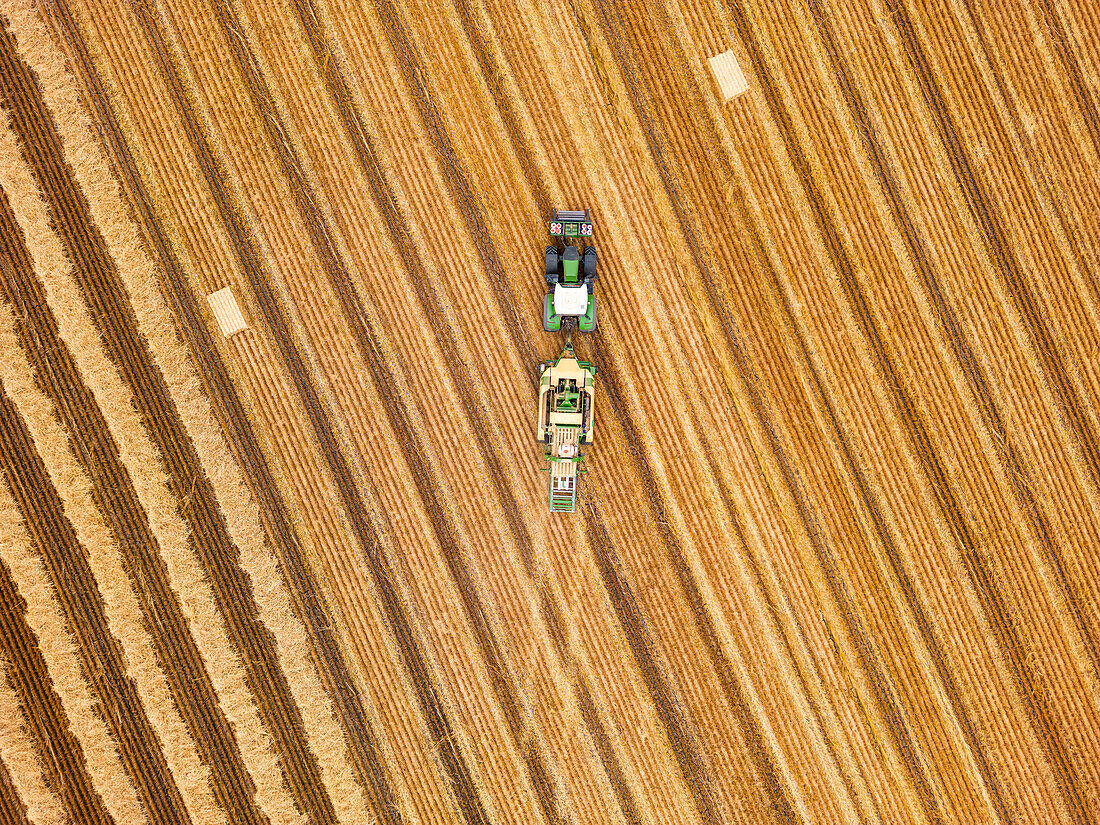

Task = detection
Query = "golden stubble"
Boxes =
[0,456,148,825]
[0,648,69,825]
[2,1,376,822]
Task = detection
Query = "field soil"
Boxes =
[1,0,1099,823]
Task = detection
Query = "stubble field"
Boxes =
[1,0,1099,822]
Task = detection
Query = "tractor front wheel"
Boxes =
[578,297,596,333]
[543,294,561,332]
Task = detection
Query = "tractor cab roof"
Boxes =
[554,283,589,316]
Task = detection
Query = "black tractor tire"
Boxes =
[543,293,560,332]
[583,246,597,279]
[545,246,561,283]
[578,296,596,333]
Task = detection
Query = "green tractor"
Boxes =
[537,342,596,513]
[543,209,597,334]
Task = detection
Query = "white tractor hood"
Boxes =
[554,283,589,316]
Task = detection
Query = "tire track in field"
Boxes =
[40,5,405,822]
[569,677,646,825]
[208,3,579,823]
[878,3,1096,820]
[722,202,950,825]
[687,410,882,825]
[113,2,493,823]
[284,3,654,823]
[0,559,112,825]
[722,0,1091,819]
[0,11,340,823]
[0,385,190,825]
[0,177,267,825]
[590,330,802,825]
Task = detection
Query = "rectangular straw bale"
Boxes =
[708,50,748,101]
[206,287,248,337]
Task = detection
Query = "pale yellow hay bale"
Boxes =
[207,286,249,337]
[707,50,748,101]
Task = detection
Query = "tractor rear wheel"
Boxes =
[583,246,597,279]
[545,246,561,283]
[543,293,560,332]
[578,297,596,333]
